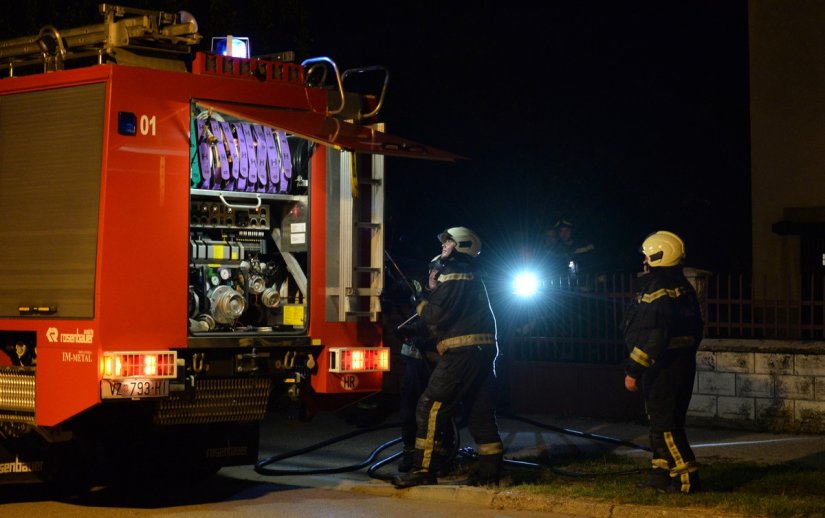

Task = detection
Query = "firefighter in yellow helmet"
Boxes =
[621,231,704,494]
[391,226,503,488]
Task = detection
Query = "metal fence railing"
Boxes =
[503,272,825,365]
[705,273,825,340]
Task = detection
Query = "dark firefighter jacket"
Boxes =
[397,317,439,362]
[622,266,704,379]
[414,255,497,355]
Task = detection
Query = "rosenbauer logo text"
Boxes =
[46,327,94,344]
[0,455,44,474]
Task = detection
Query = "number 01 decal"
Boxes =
[140,115,157,136]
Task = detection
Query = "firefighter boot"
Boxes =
[391,469,437,488]
[636,467,672,493]
[468,451,503,487]
[392,445,437,488]
[397,447,415,473]
[671,465,701,494]
[431,451,455,477]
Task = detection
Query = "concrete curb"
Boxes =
[348,482,748,518]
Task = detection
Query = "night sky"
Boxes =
[2,1,751,274]
[302,2,752,275]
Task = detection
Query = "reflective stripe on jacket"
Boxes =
[416,256,497,355]
[622,266,703,378]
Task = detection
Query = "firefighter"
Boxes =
[395,256,449,473]
[391,227,503,488]
[622,230,704,494]
[544,218,597,279]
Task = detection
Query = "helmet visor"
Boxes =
[437,230,454,243]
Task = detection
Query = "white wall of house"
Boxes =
[749,0,825,298]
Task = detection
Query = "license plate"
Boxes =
[101,379,169,399]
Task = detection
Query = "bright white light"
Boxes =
[512,271,540,298]
[211,36,250,58]
[226,38,249,58]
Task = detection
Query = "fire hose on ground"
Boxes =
[253,412,650,480]
[254,253,651,481]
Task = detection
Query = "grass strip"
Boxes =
[497,453,825,518]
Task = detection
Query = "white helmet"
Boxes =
[641,230,685,267]
[438,226,482,257]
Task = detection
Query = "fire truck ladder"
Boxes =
[314,61,389,323]
[0,3,201,76]
[336,141,385,323]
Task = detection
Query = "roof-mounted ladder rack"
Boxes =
[0,3,201,76]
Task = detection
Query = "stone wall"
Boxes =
[688,339,825,432]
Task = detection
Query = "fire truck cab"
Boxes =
[0,4,454,485]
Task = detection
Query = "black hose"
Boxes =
[367,418,461,481]
[494,413,649,478]
[253,412,650,479]
[364,449,404,481]
[254,422,401,476]
[502,457,645,478]
[500,413,651,452]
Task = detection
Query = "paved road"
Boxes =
[1,408,823,518]
[250,409,825,485]
[0,481,577,518]
[1,409,595,518]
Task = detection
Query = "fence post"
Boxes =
[684,267,712,323]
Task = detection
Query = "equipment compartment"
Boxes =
[188,103,313,336]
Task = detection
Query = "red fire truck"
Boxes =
[0,4,455,485]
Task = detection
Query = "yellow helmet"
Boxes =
[438,226,482,257]
[641,231,685,267]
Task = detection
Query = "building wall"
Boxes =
[689,339,825,431]
[749,1,825,298]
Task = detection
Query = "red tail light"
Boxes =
[102,351,177,378]
[328,347,389,373]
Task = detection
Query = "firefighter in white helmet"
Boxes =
[622,230,704,494]
[391,226,503,488]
